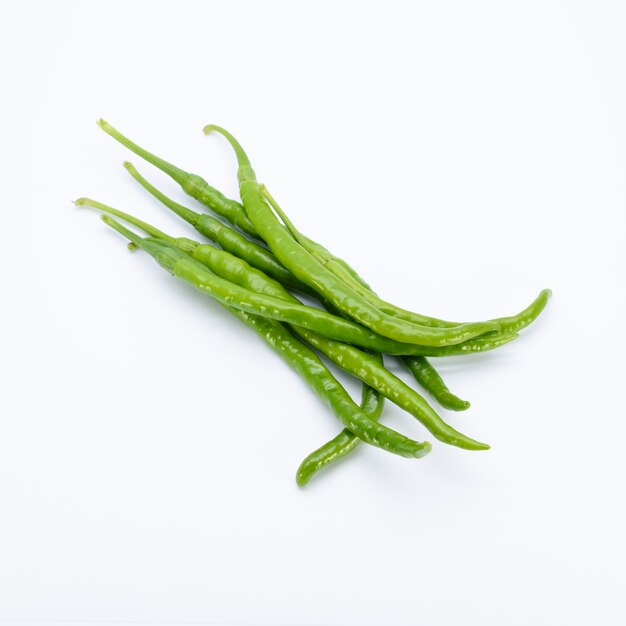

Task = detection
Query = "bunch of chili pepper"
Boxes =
[77,120,550,486]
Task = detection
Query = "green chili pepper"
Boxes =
[261,184,552,335]
[84,201,489,453]
[229,312,406,455]
[77,198,385,474]
[120,161,317,296]
[85,120,551,486]
[177,225,491,462]
[324,257,551,333]
[202,123,500,347]
[97,119,543,346]
[98,119,547,343]
[399,290,551,406]
[99,214,431,460]
[358,353,386,424]
[489,289,552,334]
[295,352,386,486]
[187,243,489,448]
[97,119,257,237]
[99,120,384,310]
[260,185,550,405]
[308,249,470,410]
[117,156,519,411]
[78,195,501,476]
[402,357,470,411]
[78,200,511,356]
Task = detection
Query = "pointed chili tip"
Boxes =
[544,288,553,299]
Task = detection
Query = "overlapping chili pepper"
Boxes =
[77,120,550,486]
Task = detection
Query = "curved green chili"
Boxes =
[97,119,256,236]
[89,212,508,355]
[98,119,545,344]
[296,352,386,487]
[402,357,470,411]
[229,312,408,454]
[120,161,316,296]
[87,202,489,452]
[325,259,551,333]
[79,199,519,358]
[100,214,431,460]
[260,186,549,405]
[80,193,387,468]
[203,123,500,347]
[98,119,548,343]
[261,184,551,335]
[181,245,489,449]
[78,198,382,469]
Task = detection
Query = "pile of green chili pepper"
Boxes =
[77,119,551,486]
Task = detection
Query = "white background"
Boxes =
[1,1,625,625]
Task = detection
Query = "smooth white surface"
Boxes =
[1,1,625,625]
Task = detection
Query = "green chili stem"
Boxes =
[260,184,310,249]
[97,119,188,183]
[123,161,200,227]
[76,198,173,242]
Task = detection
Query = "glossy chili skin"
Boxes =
[171,243,517,357]
[287,224,549,407]
[121,161,315,296]
[85,202,521,363]
[398,289,551,408]
[114,160,526,417]
[89,202,489,453]
[98,119,545,346]
[358,353,386,423]
[155,243,508,356]
[187,241,488,450]
[491,289,552,333]
[87,121,552,486]
[330,262,551,333]
[202,124,500,347]
[83,197,389,481]
[296,357,386,486]
[299,238,470,410]
[227,311,426,458]
[294,351,385,488]
[81,209,517,357]
[100,215,432,460]
[99,119,550,342]
[402,357,470,411]
[92,207,489,450]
